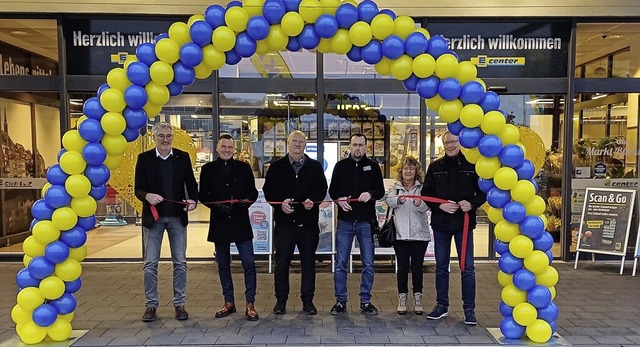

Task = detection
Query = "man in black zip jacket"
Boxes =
[421,131,486,325]
[263,130,328,315]
[328,133,385,316]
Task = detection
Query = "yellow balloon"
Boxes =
[65,174,92,199]
[475,156,501,179]
[39,276,66,300]
[68,245,88,262]
[526,319,553,343]
[416,27,430,39]
[155,38,180,64]
[71,195,97,218]
[481,110,507,135]
[103,155,123,170]
[149,61,175,86]
[145,82,170,106]
[188,15,205,27]
[461,147,481,164]
[371,14,394,40]
[17,287,45,311]
[536,265,559,287]
[144,102,162,118]
[438,99,463,123]
[459,104,485,128]
[320,0,340,14]
[435,53,459,79]
[513,302,537,326]
[23,236,46,258]
[52,206,79,230]
[497,270,513,287]
[42,182,52,196]
[60,151,87,175]
[341,0,357,5]
[390,55,414,80]
[194,63,212,79]
[106,68,131,92]
[494,167,518,190]
[501,284,527,307]
[393,15,415,39]
[524,250,549,274]
[524,195,546,216]
[100,88,126,113]
[316,38,332,53]
[11,304,32,325]
[225,7,249,32]
[498,124,521,145]
[425,95,443,111]
[23,255,32,268]
[58,312,75,322]
[511,180,536,204]
[349,22,373,47]
[168,22,191,46]
[456,61,478,84]
[330,29,352,54]
[256,39,270,54]
[55,258,83,282]
[16,323,24,338]
[123,56,138,70]
[412,53,436,78]
[374,57,391,76]
[495,220,520,242]
[549,286,556,300]
[299,0,322,23]
[202,44,226,70]
[47,319,73,342]
[267,25,288,51]
[19,321,47,345]
[243,0,264,17]
[212,26,236,52]
[540,213,548,230]
[77,115,88,127]
[281,12,305,37]
[100,112,127,136]
[475,77,487,90]
[487,206,504,224]
[102,134,128,156]
[509,235,534,259]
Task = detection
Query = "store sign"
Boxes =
[0,42,57,76]
[0,177,48,189]
[427,21,570,78]
[62,17,181,75]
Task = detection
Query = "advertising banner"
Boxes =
[0,42,57,76]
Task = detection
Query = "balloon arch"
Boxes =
[12,0,559,344]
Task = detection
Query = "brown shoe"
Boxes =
[246,302,259,321]
[175,305,189,320]
[142,306,156,322]
[215,302,236,318]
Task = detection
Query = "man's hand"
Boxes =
[397,196,406,204]
[282,198,294,214]
[439,201,459,214]
[358,192,372,202]
[183,199,196,211]
[336,197,352,212]
[303,198,314,210]
[145,193,164,205]
[458,200,472,212]
[413,198,422,207]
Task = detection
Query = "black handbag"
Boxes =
[378,189,399,248]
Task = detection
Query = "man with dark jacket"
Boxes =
[421,131,486,325]
[199,134,260,321]
[263,130,328,315]
[328,133,385,316]
[134,122,198,322]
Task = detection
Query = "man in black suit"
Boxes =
[134,122,198,322]
[263,130,328,315]
[199,134,260,321]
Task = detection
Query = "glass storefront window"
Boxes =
[323,53,392,79]
[576,23,640,79]
[219,51,316,78]
[613,50,631,78]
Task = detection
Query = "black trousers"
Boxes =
[393,240,429,294]
[273,223,320,302]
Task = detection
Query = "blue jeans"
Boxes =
[433,228,476,310]
[215,239,256,303]
[334,220,375,303]
[143,217,187,308]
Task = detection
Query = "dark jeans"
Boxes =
[393,240,429,294]
[215,239,256,303]
[273,223,320,302]
[433,228,476,310]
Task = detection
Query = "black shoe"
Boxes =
[142,306,156,322]
[302,301,317,315]
[272,300,286,315]
[360,302,379,316]
[330,301,346,315]
[175,305,189,320]
[426,305,449,320]
[464,309,477,325]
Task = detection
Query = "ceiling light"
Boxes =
[10,30,27,36]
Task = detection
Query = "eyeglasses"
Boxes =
[444,140,459,145]
[155,134,173,140]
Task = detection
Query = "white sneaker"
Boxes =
[397,293,408,314]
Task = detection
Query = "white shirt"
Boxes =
[155,148,173,160]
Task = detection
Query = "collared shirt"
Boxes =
[155,148,174,160]
[288,154,305,174]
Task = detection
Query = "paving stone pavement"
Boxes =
[1,260,639,346]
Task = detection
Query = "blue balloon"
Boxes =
[29,256,55,280]
[381,35,404,60]
[315,14,339,38]
[446,50,459,61]
[56,149,67,162]
[533,231,554,252]
[97,83,110,98]
[205,4,226,29]
[247,16,270,41]
[83,97,106,120]
[515,159,536,180]
[283,0,301,11]
[361,40,383,64]
[16,268,40,288]
[527,285,552,308]
[173,62,196,86]
[286,37,302,51]
[227,1,242,8]
[126,62,151,86]
[78,118,104,143]
[90,184,108,201]
[487,187,511,208]
[356,0,378,23]
[299,24,320,50]
[123,85,148,109]
[550,321,557,333]
[460,81,485,105]
[155,33,169,41]
[447,120,464,136]
[438,78,462,101]
[495,240,510,255]
[499,144,525,168]
[502,201,527,224]
[30,218,39,231]
[537,302,559,323]
[123,107,147,130]
[167,82,185,97]
[478,134,503,157]
[65,278,83,294]
[263,0,286,24]
[402,74,419,92]
[77,216,97,231]
[426,35,448,58]
[225,49,242,65]
[189,20,213,46]
[478,178,495,193]
[31,199,54,221]
[45,185,72,209]
[336,3,358,29]
[46,165,69,186]
[135,42,158,67]
[122,127,140,142]
[480,91,501,112]
[85,164,110,187]
[234,32,257,58]
[346,45,362,61]
[498,252,523,274]
[532,180,539,193]
[179,43,203,68]
[520,216,544,239]
[546,250,554,264]
[416,76,440,99]
[458,127,484,149]
[33,304,58,327]
[82,143,107,166]
[45,241,70,264]
[513,269,536,291]
[404,31,428,57]
[60,226,88,248]
[500,317,525,339]
[499,301,514,317]
[379,9,396,19]
[50,293,77,315]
